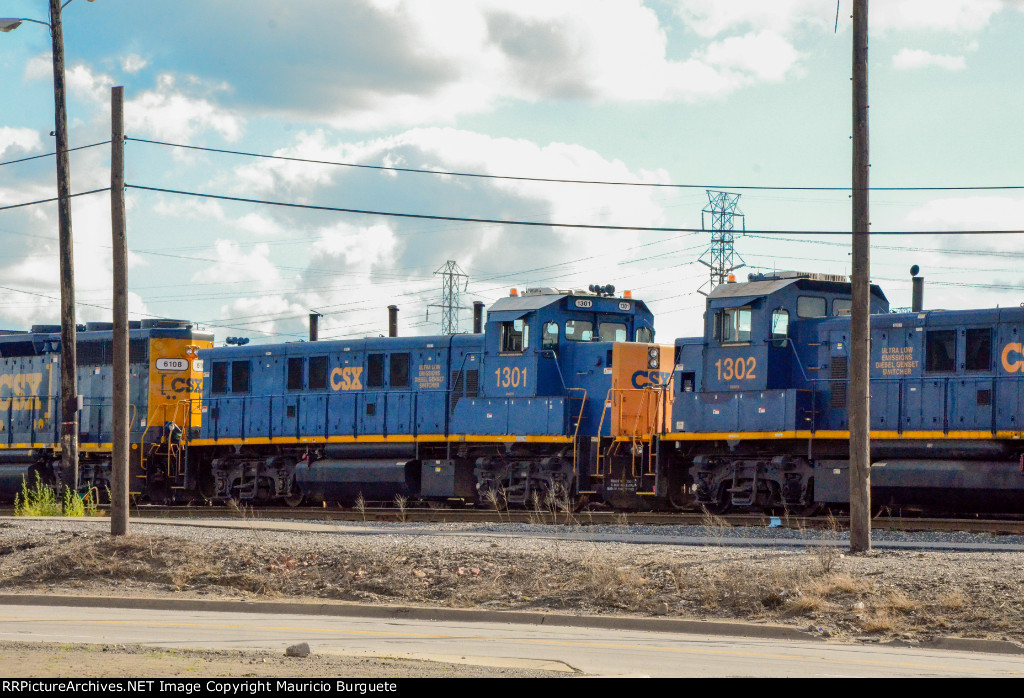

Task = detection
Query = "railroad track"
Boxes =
[3,504,1024,535]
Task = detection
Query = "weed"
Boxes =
[394,494,408,522]
[227,498,268,547]
[809,512,842,576]
[13,472,96,517]
[354,493,367,522]
[483,486,508,523]
[527,491,542,525]
[857,607,899,633]
[698,506,732,544]
[63,487,85,517]
[14,473,62,516]
[936,587,966,610]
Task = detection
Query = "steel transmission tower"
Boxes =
[697,190,745,295]
[428,260,469,334]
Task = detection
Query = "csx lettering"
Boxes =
[631,370,672,389]
[0,372,44,411]
[169,377,203,394]
[1001,342,1024,373]
[331,366,363,391]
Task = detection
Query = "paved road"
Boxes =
[1,604,1021,677]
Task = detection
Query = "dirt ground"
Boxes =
[1,517,1023,676]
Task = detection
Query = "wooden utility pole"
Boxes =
[110,86,129,536]
[850,0,872,553]
[49,0,79,492]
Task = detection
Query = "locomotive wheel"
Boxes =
[789,502,823,517]
[701,484,731,515]
[282,482,304,508]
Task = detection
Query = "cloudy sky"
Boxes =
[1,0,1023,344]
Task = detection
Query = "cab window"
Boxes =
[309,356,328,390]
[500,319,528,353]
[797,296,827,318]
[925,330,956,372]
[367,354,385,388]
[211,361,228,395]
[565,319,594,342]
[598,322,627,342]
[636,327,654,343]
[231,361,250,393]
[390,352,410,387]
[716,307,751,344]
[287,357,304,390]
[965,328,991,371]
[542,322,559,349]
[771,309,789,341]
[833,299,852,316]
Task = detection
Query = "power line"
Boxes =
[125,137,1024,192]
[124,184,1024,235]
[0,187,111,212]
[0,140,111,169]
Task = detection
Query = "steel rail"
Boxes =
[5,506,1023,535]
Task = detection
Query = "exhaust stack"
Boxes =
[910,265,924,313]
[388,305,398,337]
[473,301,484,334]
[309,313,321,342]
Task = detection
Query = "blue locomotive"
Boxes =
[661,271,1024,513]
[192,286,674,506]
[0,320,212,502]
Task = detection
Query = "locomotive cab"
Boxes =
[674,271,888,436]
[473,287,670,505]
[479,286,659,437]
[668,271,888,512]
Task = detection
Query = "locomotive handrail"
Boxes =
[627,384,671,478]
[540,350,587,476]
[567,387,586,477]
[775,337,812,383]
[541,349,570,393]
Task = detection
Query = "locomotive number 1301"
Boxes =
[714,356,757,381]
[495,366,527,388]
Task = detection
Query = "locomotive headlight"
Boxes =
[647,346,659,369]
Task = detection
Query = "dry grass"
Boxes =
[2,524,1023,646]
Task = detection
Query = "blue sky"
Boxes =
[1,0,1022,344]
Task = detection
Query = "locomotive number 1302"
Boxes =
[714,356,757,381]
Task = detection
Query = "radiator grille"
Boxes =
[830,356,848,409]
[449,368,479,413]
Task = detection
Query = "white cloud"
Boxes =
[190,240,282,285]
[893,48,966,71]
[676,0,1006,36]
[873,0,1005,33]
[699,31,800,83]
[145,1,805,130]
[209,127,683,338]
[312,222,397,268]
[121,54,148,74]
[126,74,244,144]
[0,127,42,157]
[26,55,114,104]
[904,196,1024,232]
[674,0,833,38]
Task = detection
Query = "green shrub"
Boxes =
[14,471,97,517]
